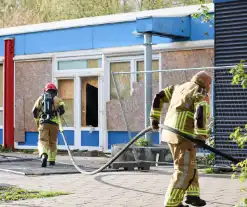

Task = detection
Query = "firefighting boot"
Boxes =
[49,161,55,166]
[185,196,206,206]
[41,153,48,167]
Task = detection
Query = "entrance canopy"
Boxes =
[135,16,191,39]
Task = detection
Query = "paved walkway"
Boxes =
[0,153,245,207]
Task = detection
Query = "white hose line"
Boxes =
[58,113,152,175]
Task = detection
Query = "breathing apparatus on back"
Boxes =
[42,92,54,121]
[40,83,58,123]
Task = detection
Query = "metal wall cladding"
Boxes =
[214,0,247,165]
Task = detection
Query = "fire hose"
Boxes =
[58,114,152,175]
[159,124,240,164]
[58,114,240,175]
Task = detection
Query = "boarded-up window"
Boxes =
[136,60,159,82]
[110,62,130,100]
[58,79,74,127]
[58,59,102,70]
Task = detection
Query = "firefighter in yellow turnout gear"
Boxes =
[150,71,212,207]
[32,83,65,167]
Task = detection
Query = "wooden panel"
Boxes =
[106,49,214,131]
[58,79,74,99]
[81,77,98,126]
[161,49,214,87]
[160,48,214,123]
[15,98,25,142]
[87,59,99,68]
[61,99,74,127]
[58,79,74,127]
[110,62,130,100]
[15,60,52,142]
[137,60,159,82]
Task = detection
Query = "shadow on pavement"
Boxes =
[94,173,235,206]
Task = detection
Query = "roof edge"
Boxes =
[0,3,214,37]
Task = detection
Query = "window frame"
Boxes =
[107,54,159,101]
[54,55,103,74]
[53,55,104,150]
[134,56,160,83]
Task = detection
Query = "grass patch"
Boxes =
[0,145,35,154]
[203,167,214,174]
[0,185,70,202]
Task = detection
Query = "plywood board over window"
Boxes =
[161,49,214,87]
[136,60,159,82]
[15,60,52,142]
[81,77,98,127]
[58,79,74,127]
[110,62,131,100]
[160,48,214,123]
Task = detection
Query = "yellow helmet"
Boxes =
[191,71,212,92]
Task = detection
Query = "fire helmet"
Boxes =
[191,71,212,92]
[44,83,57,92]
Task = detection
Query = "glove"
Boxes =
[151,119,159,131]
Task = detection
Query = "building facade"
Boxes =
[0,3,214,152]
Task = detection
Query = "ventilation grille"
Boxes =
[214,1,247,165]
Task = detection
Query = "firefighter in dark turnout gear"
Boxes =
[32,83,65,167]
[150,71,212,207]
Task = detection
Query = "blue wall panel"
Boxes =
[81,131,99,146]
[93,21,143,48]
[58,130,74,145]
[14,35,26,55]
[25,27,93,54]
[0,39,3,56]
[0,16,214,56]
[0,129,3,145]
[108,131,159,149]
[19,132,38,146]
[18,130,74,146]
[0,35,26,56]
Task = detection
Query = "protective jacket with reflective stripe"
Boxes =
[150,81,210,144]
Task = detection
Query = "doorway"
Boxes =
[81,77,99,127]
[86,84,98,127]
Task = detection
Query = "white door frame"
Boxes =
[78,72,104,151]
[52,55,104,151]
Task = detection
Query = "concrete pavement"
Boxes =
[0,153,244,207]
